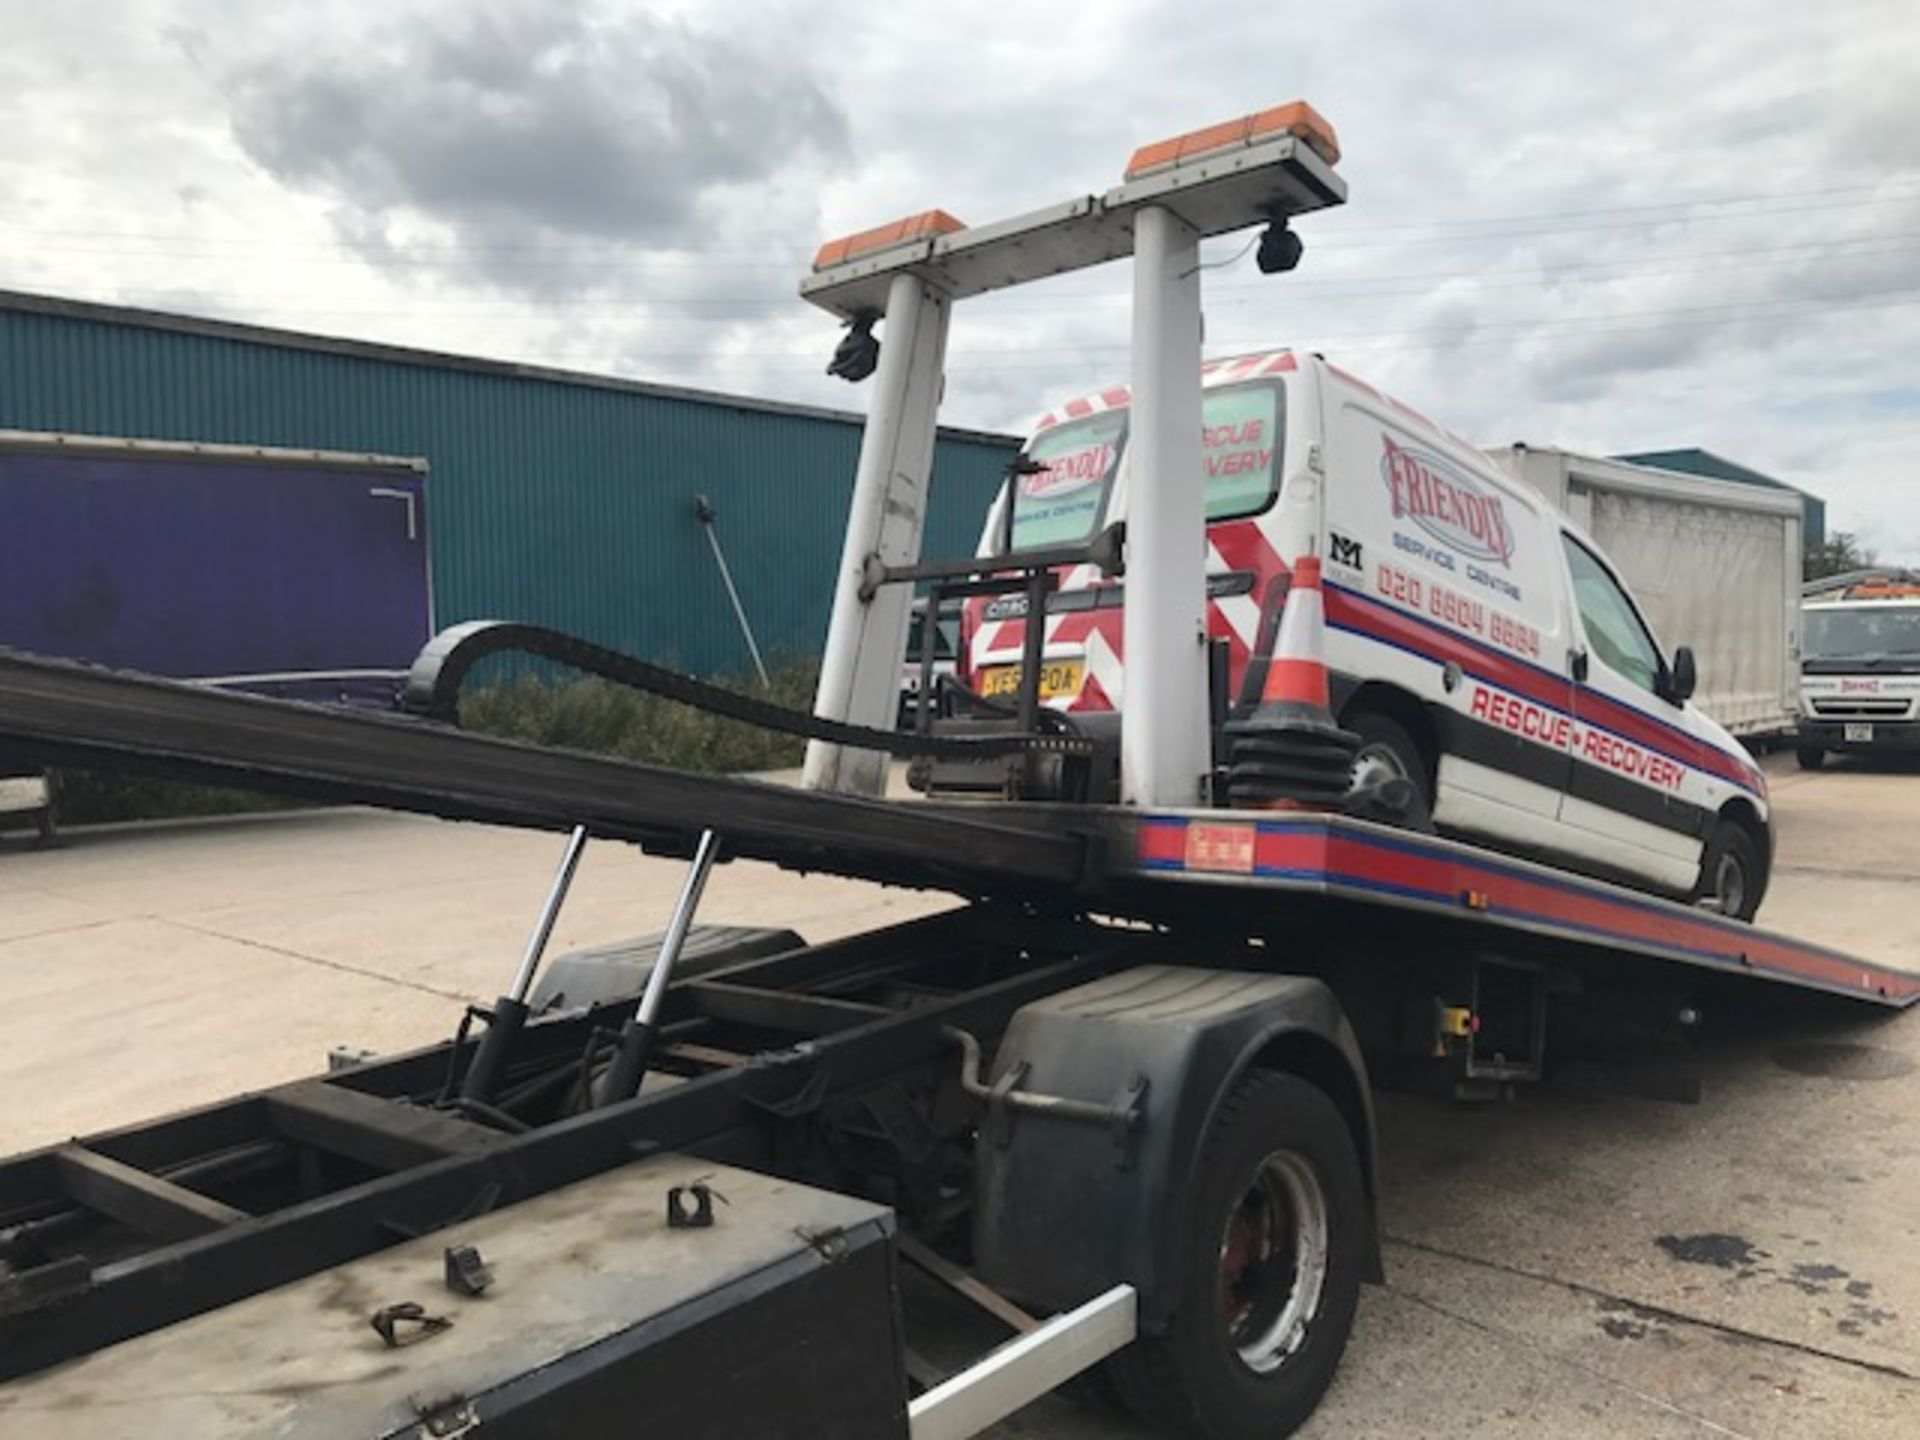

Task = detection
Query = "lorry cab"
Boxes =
[963,350,1773,916]
[1797,575,1920,768]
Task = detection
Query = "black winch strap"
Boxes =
[402,621,1094,760]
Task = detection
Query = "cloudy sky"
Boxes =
[5,0,1916,556]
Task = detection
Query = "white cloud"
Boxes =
[1,0,1916,554]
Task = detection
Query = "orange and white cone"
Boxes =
[1225,554,1360,809]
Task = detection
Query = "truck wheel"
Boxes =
[1794,745,1827,771]
[1694,822,1761,922]
[1346,712,1432,816]
[1110,1072,1365,1440]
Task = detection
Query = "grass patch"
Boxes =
[34,660,822,826]
[458,660,819,774]
[47,773,302,828]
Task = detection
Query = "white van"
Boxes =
[1797,576,1920,767]
[963,350,1774,917]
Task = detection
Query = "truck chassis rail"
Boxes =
[0,909,1145,1379]
[1118,812,1920,1008]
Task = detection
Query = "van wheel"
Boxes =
[1346,712,1432,815]
[1694,822,1761,922]
[1794,745,1826,771]
[1108,1073,1365,1440]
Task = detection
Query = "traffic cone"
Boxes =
[1225,554,1360,809]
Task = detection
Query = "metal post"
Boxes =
[916,588,942,735]
[596,828,721,1104]
[1017,570,1049,737]
[1121,205,1211,806]
[805,272,952,797]
[695,500,772,689]
[461,825,589,1103]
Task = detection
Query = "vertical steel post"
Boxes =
[805,272,952,797]
[1122,205,1210,806]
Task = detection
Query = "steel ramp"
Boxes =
[2,645,1912,1008]
[0,646,1085,894]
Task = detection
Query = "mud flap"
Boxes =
[971,964,1381,1334]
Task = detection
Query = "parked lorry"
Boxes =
[1797,570,1920,767]
[0,430,430,706]
[0,431,430,828]
[1486,445,1802,739]
[898,595,962,726]
[0,103,1914,1440]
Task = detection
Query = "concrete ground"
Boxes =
[3,754,1917,1437]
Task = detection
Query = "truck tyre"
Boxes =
[1109,1072,1366,1440]
[1346,711,1432,819]
[1795,745,1827,771]
[1694,822,1762,922]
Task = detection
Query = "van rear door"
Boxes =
[966,376,1288,712]
[966,409,1125,706]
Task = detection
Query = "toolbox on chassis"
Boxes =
[1,100,1917,1440]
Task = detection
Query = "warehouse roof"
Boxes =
[1613,446,1826,544]
[0,287,1018,448]
[1613,447,1822,505]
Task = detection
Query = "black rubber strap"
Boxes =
[402,621,1092,760]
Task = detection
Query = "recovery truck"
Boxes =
[1798,570,1920,768]
[0,103,1915,1440]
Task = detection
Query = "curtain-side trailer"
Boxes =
[0,430,430,831]
[1487,445,1802,739]
[0,430,430,707]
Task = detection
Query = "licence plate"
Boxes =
[1845,722,1874,742]
[978,660,1085,701]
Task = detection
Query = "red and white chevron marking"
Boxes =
[974,349,1303,711]
[965,520,1291,713]
[1031,349,1297,434]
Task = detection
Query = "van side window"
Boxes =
[1562,533,1661,691]
[1007,411,1125,550]
[1204,383,1284,521]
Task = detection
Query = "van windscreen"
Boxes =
[1009,411,1124,550]
[1805,604,1920,660]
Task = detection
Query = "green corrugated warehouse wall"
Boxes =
[0,292,1019,675]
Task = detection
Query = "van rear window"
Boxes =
[1004,380,1284,552]
[1009,411,1124,550]
[1204,384,1283,520]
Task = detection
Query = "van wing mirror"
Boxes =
[1664,646,1698,705]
